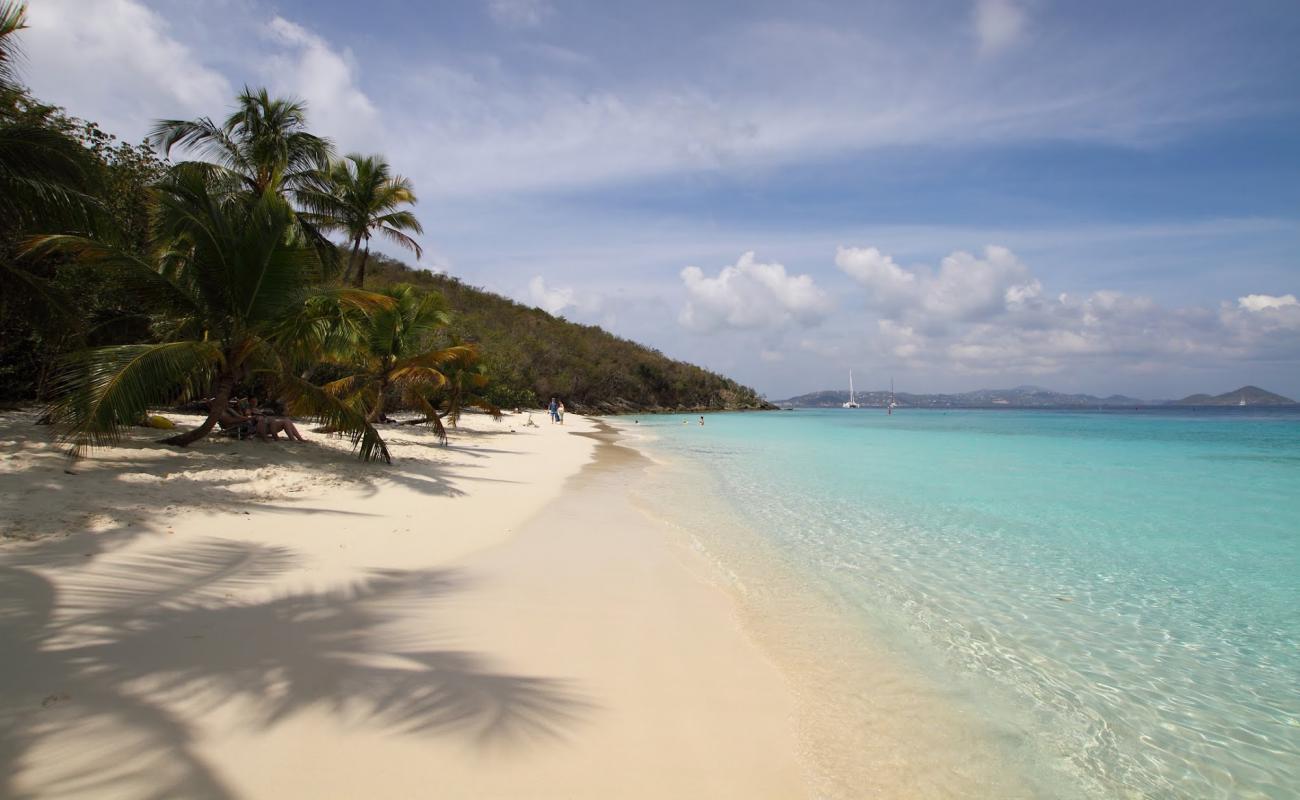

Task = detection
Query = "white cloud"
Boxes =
[487,0,553,29]
[973,0,1027,55]
[526,276,603,317]
[837,244,1039,324]
[262,18,381,153]
[840,245,1300,376]
[528,276,575,315]
[679,252,832,332]
[19,0,1275,201]
[1238,293,1298,312]
[834,246,916,305]
[21,0,231,141]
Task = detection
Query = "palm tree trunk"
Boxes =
[161,373,234,447]
[340,236,362,285]
[353,244,370,289]
[367,380,387,423]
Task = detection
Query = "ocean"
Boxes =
[618,408,1300,799]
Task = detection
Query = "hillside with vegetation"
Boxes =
[363,255,770,413]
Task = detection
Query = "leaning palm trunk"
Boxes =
[161,371,235,447]
[366,376,387,423]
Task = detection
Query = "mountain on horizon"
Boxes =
[1167,386,1296,406]
[778,384,1297,409]
[776,385,1147,409]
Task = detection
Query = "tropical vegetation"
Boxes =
[0,1,767,465]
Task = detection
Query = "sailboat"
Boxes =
[1238,391,1247,407]
[842,370,860,408]
[887,377,896,415]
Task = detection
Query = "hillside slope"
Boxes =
[365,255,770,413]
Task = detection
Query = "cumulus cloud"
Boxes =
[837,244,1040,325]
[679,252,832,332]
[22,0,231,141]
[973,0,1027,55]
[487,0,553,29]
[842,245,1300,375]
[527,276,602,317]
[528,276,574,315]
[1238,293,1298,312]
[262,18,382,152]
[834,247,916,305]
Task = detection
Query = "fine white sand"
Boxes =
[0,410,806,798]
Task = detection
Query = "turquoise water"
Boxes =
[624,409,1300,798]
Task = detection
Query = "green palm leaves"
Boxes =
[149,87,332,199]
[298,153,423,287]
[0,0,25,90]
[37,168,394,462]
[321,284,476,441]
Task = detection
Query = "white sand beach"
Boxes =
[0,410,806,798]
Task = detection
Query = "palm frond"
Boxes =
[0,0,27,90]
[281,374,391,463]
[376,222,423,258]
[47,341,224,459]
[0,258,76,331]
[0,122,101,229]
[24,233,197,318]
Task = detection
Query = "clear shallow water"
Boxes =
[623,408,1300,798]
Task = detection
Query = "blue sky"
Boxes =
[22,0,1300,399]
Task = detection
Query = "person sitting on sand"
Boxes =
[218,401,261,439]
[244,395,306,442]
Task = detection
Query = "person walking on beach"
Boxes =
[557,401,566,424]
[548,397,558,423]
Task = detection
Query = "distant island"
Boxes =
[776,384,1296,409]
[1167,386,1296,407]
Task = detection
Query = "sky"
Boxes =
[20,0,1300,400]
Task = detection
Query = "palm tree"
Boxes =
[320,284,472,438]
[421,345,501,430]
[148,87,332,199]
[298,153,422,288]
[148,88,345,283]
[33,165,392,461]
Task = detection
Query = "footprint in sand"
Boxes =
[40,693,70,709]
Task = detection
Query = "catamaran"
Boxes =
[842,371,860,408]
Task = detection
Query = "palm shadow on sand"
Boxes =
[0,539,591,799]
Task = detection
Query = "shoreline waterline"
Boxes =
[612,417,1078,798]
[610,408,1300,799]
